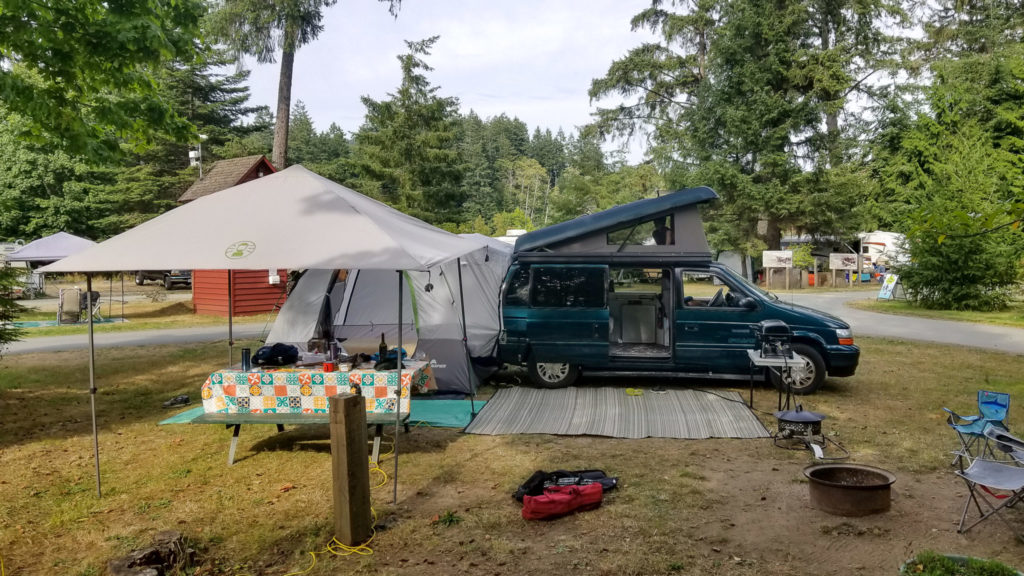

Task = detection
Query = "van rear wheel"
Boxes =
[528,360,579,389]
[770,343,826,395]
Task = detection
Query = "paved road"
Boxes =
[781,290,1024,355]
[6,323,266,355]
[9,290,1024,356]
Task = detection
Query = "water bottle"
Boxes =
[241,348,251,371]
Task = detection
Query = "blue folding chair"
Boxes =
[944,390,1011,463]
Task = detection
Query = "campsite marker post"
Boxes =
[329,394,372,545]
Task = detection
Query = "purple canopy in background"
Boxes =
[7,232,96,262]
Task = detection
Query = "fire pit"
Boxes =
[804,463,896,517]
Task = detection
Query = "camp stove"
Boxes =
[753,319,793,359]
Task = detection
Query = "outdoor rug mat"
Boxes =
[411,399,486,429]
[464,387,770,439]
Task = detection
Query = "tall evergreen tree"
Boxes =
[207,0,400,169]
[350,37,464,223]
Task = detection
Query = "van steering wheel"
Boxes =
[708,288,724,307]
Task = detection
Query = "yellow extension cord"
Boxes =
[280,430,405,575]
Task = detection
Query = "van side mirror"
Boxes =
[738,297,757,310]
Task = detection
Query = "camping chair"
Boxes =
[952,424,1024,541]
[79,290,102,322]
[985,424,1024,466]
[944,390,1010,463]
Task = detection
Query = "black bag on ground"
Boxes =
[252,343,299,367]
[514,469,618,502]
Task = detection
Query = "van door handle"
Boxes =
[684,324,698,332]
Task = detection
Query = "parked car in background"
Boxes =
[135,270,192,289]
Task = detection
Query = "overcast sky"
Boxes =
[244,0,656,160]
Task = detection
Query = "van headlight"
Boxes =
[836,328,854,346]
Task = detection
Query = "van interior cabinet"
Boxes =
[621,304,656,343]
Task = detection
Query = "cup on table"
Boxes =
[323,361,336,372]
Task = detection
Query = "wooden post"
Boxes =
[813,259,818,289]
[785,267,790,291]
[329,394,372,546]
[767,268,773,290]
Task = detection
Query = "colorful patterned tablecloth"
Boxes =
[201,361,434,415]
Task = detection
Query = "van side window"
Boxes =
[680,271,741,308]
[532,266,606,308]
[504,266,531,307]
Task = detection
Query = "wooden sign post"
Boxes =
[329,394,372,547]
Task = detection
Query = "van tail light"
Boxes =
[836,328,854,346]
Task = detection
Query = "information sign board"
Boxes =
[763,250,793,268]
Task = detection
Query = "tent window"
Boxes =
[531,266,606,309]
[606,215,674,246]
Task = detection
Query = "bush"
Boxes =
[0,265,26,359]
[898,230,1020,311]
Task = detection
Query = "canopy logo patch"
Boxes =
[225,241,256,259]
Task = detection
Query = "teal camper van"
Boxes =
[497,187,859,394]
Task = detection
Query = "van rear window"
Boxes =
[531,266,606,308]
[504,266,531,307]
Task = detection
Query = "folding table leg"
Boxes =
[228,424,242,466]
[371,424,383,466]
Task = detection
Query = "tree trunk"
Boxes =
[272,25,297,170]
[764,218,782,250]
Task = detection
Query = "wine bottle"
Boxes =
[378,332,388,359]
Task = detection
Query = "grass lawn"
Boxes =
[13,297,274,338]
[849,298,1024,329]
[2,338,1024,575]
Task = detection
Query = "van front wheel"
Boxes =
[770,343,825,395]
[528,360,579,389]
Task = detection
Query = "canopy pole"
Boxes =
[455,257,476,416]
[393,270,402,504]
[86,274,101,498]
[120,273,125,323]
[227,271,234,366]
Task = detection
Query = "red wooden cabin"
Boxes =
[179,155,286,317]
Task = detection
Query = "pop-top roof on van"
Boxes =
[514,186,718,257]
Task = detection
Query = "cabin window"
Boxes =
[531,266,607,308]
[606,215,674,246]
[503,266,531,307]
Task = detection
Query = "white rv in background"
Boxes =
[858,231,908,268]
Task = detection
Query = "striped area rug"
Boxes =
[464,386,770,439]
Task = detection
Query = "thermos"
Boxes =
[241,348,251,371]
[329,340,338,361]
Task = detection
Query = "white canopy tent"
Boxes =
[265,234,513,395]
[40,165,482,503]
[7,231,97,297]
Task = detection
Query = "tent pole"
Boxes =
[227,270,234,366]
[86,274,101,498]
[393,270,402,504]
[455,257,476,416]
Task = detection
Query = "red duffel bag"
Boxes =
[521,482,603,520]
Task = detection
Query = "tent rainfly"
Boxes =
[39,164,483,504]
[265,234,513,395]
